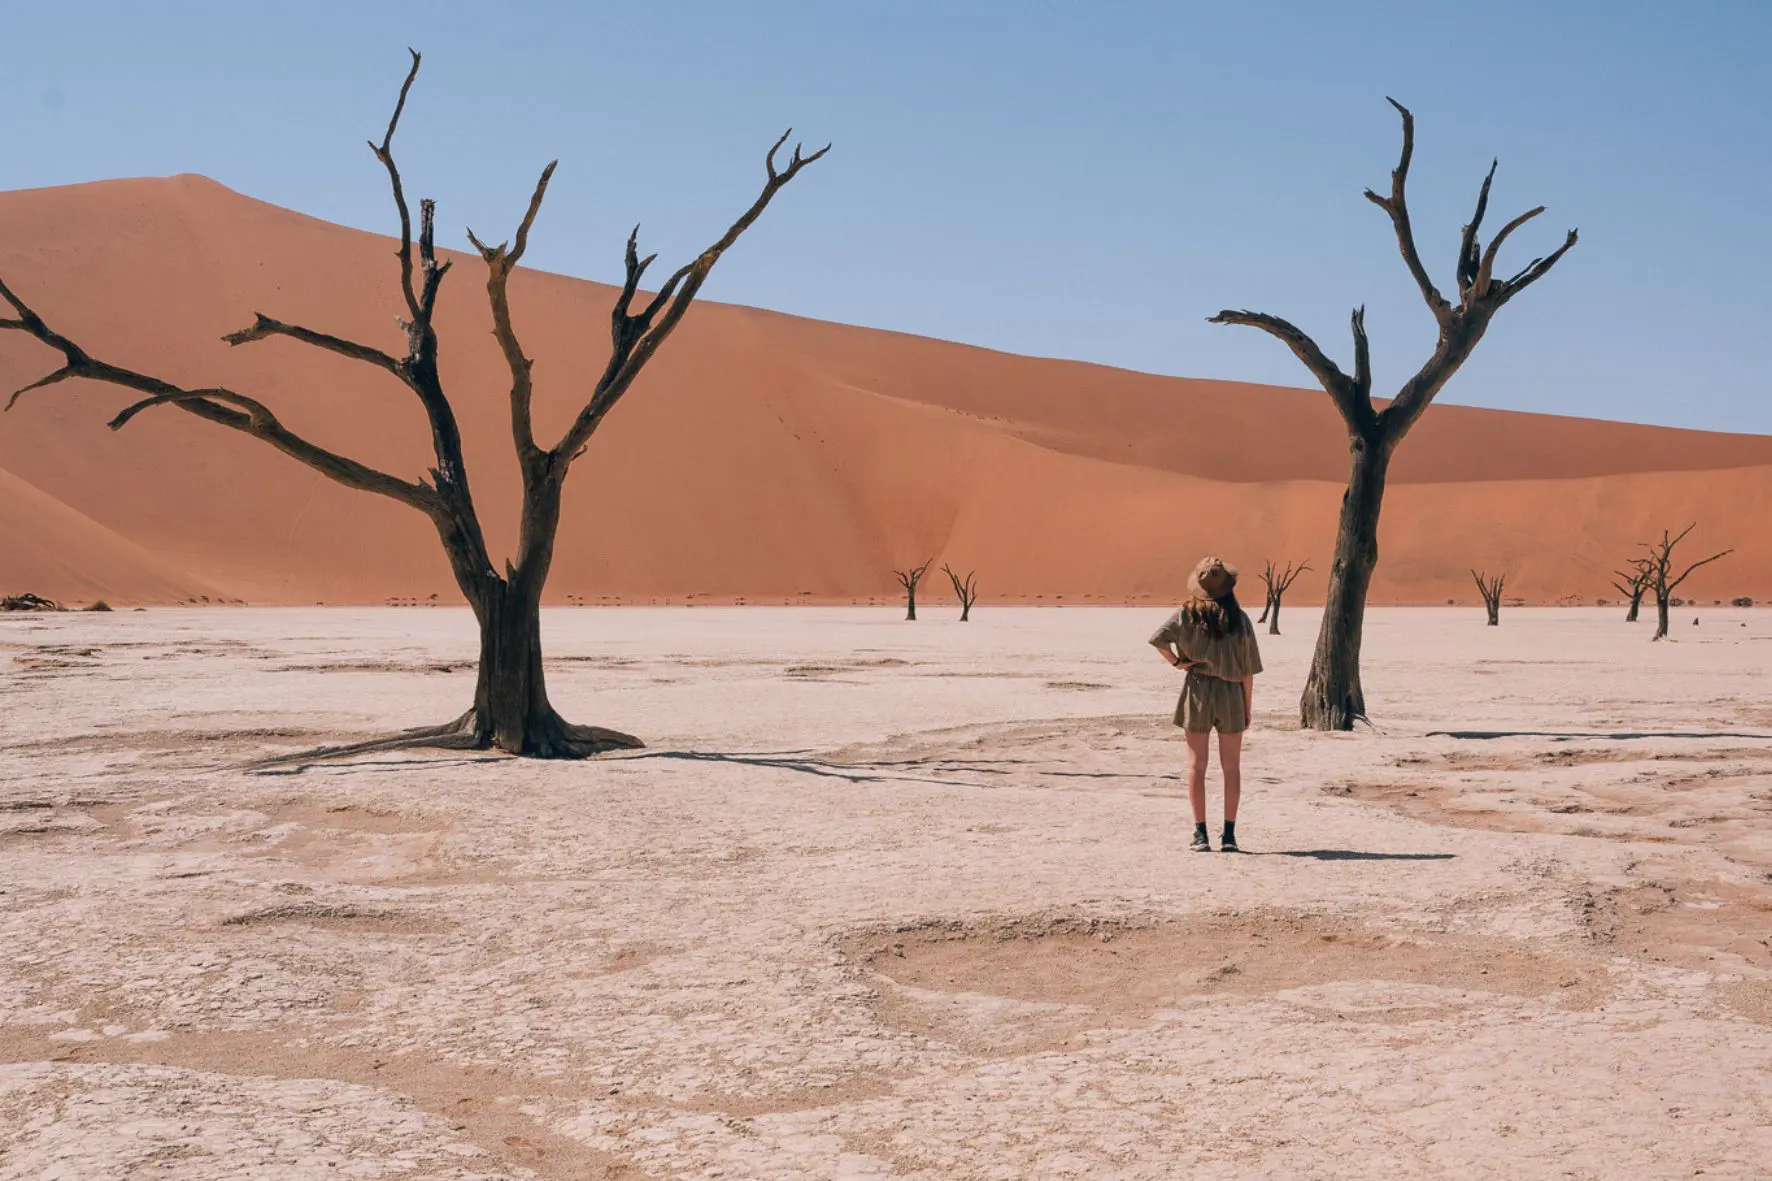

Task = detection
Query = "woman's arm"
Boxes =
[1150,639,1193,670]
[1242,676,1255,721]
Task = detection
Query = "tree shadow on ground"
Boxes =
[253,756,508,777]
[626,749,1015,788]
[1249,849,1456,861]
[1429,730,1772,741]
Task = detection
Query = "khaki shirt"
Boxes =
[1149,607,1264,681]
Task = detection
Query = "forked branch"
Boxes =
[1206,309,1375,433]
[553,131,830,461]
[1215,99,1577,451]
[370,48,425,322]
[0,278,435,512]
[1362,97,1451,324]
[1640,523,1732,593]
[894,559,933,594]
[223,313,403,377]
[1610,559,1653,599]
[467,160,560,464]
[1472,569,1506,624]
[942,563,979,620]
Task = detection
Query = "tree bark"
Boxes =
[1267,597,1281,635]
[464,582,638,757]
[1625,589,1642,623]
[1301,434,1390,729]
[1257,595,1271,624]
[1653,591,1670,640]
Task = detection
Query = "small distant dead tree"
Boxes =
[2,593,62,612]
[1640,525,1731,641]
[893,559,933,621]
[1610,559,1653,623]
[1258,559,1311,635]
[942,564,979,622]
[0,52,826,758]
[1211,99,1576,729]
[1471,570,1505,626]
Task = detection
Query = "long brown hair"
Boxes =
[1181,590,1249,639]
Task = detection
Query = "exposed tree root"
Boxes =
[245,708,642,770]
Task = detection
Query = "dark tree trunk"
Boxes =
[1257,595,1271,624]
[905,590,917,621]
[1301,434,1391,730]
[959,599,971,622]
[463,584,638,757]
[1653,592,1670,640]
[1625,589,1643,622]
[444,477,639,757]
[1211,100,1576,732]
[1485,600,1500,626]
[1267,596,1281,635]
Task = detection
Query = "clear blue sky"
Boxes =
[4,1,1768,434]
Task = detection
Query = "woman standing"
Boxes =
[1148,557,1263,852]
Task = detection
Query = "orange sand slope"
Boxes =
[1,175,1768,606]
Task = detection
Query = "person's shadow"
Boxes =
[1248,849,1455,861]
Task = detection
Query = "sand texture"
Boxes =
[2,605,1769,1178]
[3,176,1771,607]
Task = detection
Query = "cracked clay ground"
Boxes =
[2,606,1770,1179]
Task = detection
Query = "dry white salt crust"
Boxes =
[1,605,1770,1180]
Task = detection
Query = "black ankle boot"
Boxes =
[1220,821,1240,853]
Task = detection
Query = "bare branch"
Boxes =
[469,163,562,465]
[0,279,434,512]
[552,131,830,462]
[415,198,451,322]
[1667,549,1732,594]
[1209,309,1375,434]
[1456,159,1498,298]
[223,313,403,377]
[368,49,425,321]
[6,364,80,409]
[377,48,421,158]
[894,559,932,590]
[1472,205,1544,296]
[1361,98,1451,324]
[507,161,558,267]
[1494,229,1578,305]
[1350,306,1371,397]
[614,225,658,319]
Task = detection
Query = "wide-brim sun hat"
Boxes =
[1186,556,1238,601]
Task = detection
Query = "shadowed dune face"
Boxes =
[2,174,1770,606]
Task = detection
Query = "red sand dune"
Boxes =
[2,175,1769,607]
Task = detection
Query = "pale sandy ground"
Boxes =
[2,606,1770,1180]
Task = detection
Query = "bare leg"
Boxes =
[1185,730,1211,824]
[1218,730,1243,822]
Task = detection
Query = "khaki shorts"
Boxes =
[1174,670,1247,734]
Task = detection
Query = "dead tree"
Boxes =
[2,593,62,612]
[942,564,979,622]
[1471,570,1505,626]
[893,559,933,621]
[0,52,826,759]
[1640,525,1731,641]
[1610,560,1653,623]
[1211,99,1576,729]
[1258,559,1311,635]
